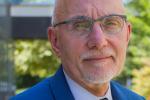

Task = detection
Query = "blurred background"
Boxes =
[0,0,150,100]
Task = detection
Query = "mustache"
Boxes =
[80,49,115,60]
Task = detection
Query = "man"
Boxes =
[10,0,145,100]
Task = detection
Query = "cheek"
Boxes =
[114,31,128,52]
[117,39,127,54]
[59,35,85,63]
[109,32,128,65]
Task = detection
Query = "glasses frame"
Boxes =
[53,14,127,27]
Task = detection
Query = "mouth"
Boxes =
[83,56,113,62]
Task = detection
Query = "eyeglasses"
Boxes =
[53,14,127,35]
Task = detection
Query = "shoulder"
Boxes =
[111,81,145,100]
[10,77,55,100]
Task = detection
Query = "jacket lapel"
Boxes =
[50,67,129,100]
[111,81,127,100]
[50,66,75,100]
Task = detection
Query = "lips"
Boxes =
[80,49,115,63]
[83,56,112,62]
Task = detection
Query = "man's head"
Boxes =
[48,0,131,85]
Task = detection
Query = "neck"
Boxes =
[63,68,110,97]
[79,80,109,96]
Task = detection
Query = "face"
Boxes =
[49,0,131,85]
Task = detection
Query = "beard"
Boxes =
[82,65,120,84]
[79,49,125,84]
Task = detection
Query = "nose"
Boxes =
[87,23,108,50]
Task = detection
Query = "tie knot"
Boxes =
[100,97,108,100]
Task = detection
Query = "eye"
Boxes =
[101,16,124,34]
[105,20,119,26]
[102,17,123,31]
[104,18,121,27]
[72,20,91,31]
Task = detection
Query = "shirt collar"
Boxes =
[64,70,113,100]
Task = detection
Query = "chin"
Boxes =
[83,71,116,85]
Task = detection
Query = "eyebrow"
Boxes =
[69,16,91,20]
[69,14,126,20]
[53,16,91,27]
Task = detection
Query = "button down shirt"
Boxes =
[64,71,113,100]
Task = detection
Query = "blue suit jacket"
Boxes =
[10,67,145,100]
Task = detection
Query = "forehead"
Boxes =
[62,0,125,19]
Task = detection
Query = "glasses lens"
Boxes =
[101,16,124,34]
[72,19,92,32]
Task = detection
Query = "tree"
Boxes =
[120,0,150,99]
[14,40,60,78]
[132,65,150,99]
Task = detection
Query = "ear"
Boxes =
[47,27,60,57]
[126,22,132,45]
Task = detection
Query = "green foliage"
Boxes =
[14,40,60,78]
[132,65,150,100]
[117,0,150,80]
[118,0,150,99]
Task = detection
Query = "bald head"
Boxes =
[52,0,125,26]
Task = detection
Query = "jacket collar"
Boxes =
[111,81,127,100]
[50,66,127,100]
